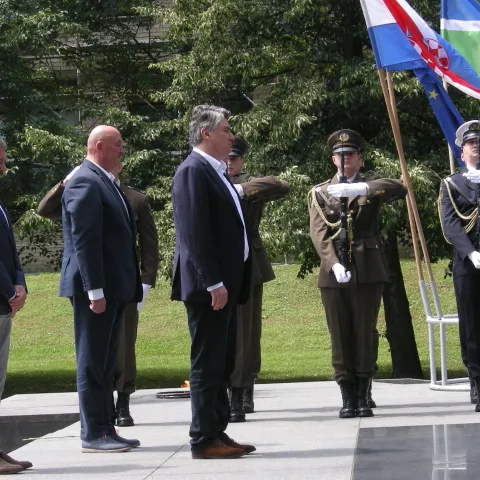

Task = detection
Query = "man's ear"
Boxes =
[200,128,210,140]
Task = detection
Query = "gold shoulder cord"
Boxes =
[307,187,353,243]
[438,179,478,245]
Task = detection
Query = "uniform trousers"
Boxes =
[230,284,263,388]
[320,272,383,384]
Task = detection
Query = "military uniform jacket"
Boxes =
[309,174,407,288]
[231,173,290,286]
[440,169,480,277]
[37,180,159,286]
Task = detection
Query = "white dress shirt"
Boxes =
[192,147,249,291]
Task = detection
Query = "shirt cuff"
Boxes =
[142,283,151,300]
[207,282,223,292]
[9,292,16,301]
[233,184,244,198]
[87,288,104,301]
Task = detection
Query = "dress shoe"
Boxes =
[0,457,23,475]
[243,386,255,413]
[81,435,132,453]
[111,433,140,448]
[116,393,134,427]
[356,377,374,417]
[219,432,256,454]
[191,439,247,459]
[230,387,246,422]
[367,379,377,408]
[338,380,356,418]
[0,452,32,469]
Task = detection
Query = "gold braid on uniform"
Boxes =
[307,187,352,241]
[438,179,478,245]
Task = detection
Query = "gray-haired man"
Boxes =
[171,105,255,459]
[0,137,33,474]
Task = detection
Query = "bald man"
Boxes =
[59,126,142,452]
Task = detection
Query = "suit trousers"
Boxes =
[0,314,12,402]
[114,302,139,394]
[320,276,383,384]
[72,295,126,441]
[185,300,237,449]
[230,284,263,388]
[453,272,480,378]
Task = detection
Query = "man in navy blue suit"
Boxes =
[0,138,33,474]
[171,105,255,459]
[59,125,142,452]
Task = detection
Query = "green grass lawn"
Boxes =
[3,260,464,397]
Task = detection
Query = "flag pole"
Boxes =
[442,79,456,174]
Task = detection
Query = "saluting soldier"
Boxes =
[440,120,480,410]
[226,137,290,422]
[37,163,158,425]
[308,129,407,418]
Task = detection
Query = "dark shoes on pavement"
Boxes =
[0,452,33,475]
[229,387,246,423]
[116,392,134,427]
[338,377,374,418]
[111,433,140,448]
[191,434,256,459]
[81,435,132,453]
[219,432,256,454]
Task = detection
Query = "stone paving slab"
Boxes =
[1,381,478,479]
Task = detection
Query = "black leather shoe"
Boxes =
[338,381,356,418]
[116,393,134,427]
[367,378,377,408]
[81,435,131,453]
[356,377,374,417]
[230,387,246,422]
[243,386,255,414]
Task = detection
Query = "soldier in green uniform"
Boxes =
[226,137,290,422]
[308,129,407,418]
[37,164,158,426]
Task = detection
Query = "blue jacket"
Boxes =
[59,160,141,302]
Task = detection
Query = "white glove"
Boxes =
[464,170,480,184]
[137,284,151,312]
[468,251,480,269]
[331,263,352,283]
[63,165,81,184]
[327,182,369,198]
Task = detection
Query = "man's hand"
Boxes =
[210,285,228,310]
[468,251,480,269]
[90,298,106,314]
[327,182,369,198]
[331,263,352,283]
[8,285,26,311]
[464,170,480,184]
[10,309,16,319]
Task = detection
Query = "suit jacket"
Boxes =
[58,160,142,302]
[309,173,407,288]
[0,203,26,315]
[171,151,250,304]
[440,169,480,277]
[231,173,290,285]
[38,180,159,287]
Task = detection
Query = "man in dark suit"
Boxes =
[440,120,480,411]
[38,164,158,427]
[0,138,33,474]
[59,125,142,452]
[226,137,290,422]
[171,105,255,459]
[308,129,407,419]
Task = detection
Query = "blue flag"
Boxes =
[414,68,464,165]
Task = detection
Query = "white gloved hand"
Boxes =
[137,283,151,312]
[468,251,480,269]
[331,263,352,283]
[63,165,81,184]
[327,182,369,198]
[464,170,480,184]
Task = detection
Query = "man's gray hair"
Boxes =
[0,137,7,150]
[189,105,230,147]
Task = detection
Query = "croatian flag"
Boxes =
[360,0,480,100]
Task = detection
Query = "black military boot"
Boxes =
[470,376,478,405]
[367,378,377,408]
[356,377,374,417]
[116,393,134,427]
[243,386,255,414]
[473,378,480,413]
[338,381,356,418]
[229,388,246,422]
